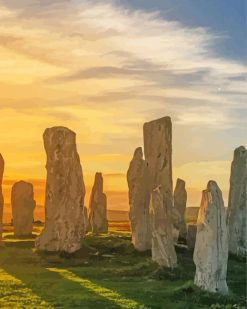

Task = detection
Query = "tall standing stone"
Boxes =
[35,127,85,253]
[127,147,151,251]
[144,116,177,266]
[11,181,36,237]
[150,186,177,268]
[0,154,4,243]
[83,207,90,234]
[193,181,228,295]
[174,178,187,240]
[89,172,108,234]
[227,146,247,256]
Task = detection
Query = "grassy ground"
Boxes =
[0,224,246,309]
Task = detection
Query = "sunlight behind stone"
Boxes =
[47,268,148,309]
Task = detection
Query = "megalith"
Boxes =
[127,147,151,251]
[193,181,228,295]
[35,127,85,253]
[144,116,176,266]
[89,172,108,234]
[150,186,177,268]
[174,178,187,240]
[187,224,197,249]
[227,146,247,256]
[11,181,36,236]
[0,154,4,242]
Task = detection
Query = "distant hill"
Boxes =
[107,209,129,222]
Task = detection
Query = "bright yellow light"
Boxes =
[47,268,148,309]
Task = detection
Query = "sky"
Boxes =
[0,0,246,221]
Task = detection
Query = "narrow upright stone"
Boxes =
[144,117,176,266]
[227,146,247,256]
[127,147,151,251]
[0,154,4,242]
[11,181,36,237]
[35,127,85,253]
[83,207,90,234]
[193,181,228,295]
[187,224,197,249]
[150,186,177,268]
[89,173,108,234]
[174,178,187,240]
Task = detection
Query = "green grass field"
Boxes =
[0,225,246,309]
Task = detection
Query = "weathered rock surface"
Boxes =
[150,186,177,268]
[127,147,151,251]
[187,224,197,249]
[35,127,85,253]
[193,181,228,295]
[0,154,4,242]
[89,172,108,234]
[227,146,247,256]
[174,178,187,239]
[144,117,177,266]
[11,181,36,236]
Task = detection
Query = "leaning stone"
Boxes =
[35,126,85,253]
[127,147,151,251]
[193,181,228,295]
[227,146,247,256]
[11,181,36,237]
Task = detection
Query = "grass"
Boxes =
[0,224,246,309]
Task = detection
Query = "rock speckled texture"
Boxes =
[144,117,177,266]
[35,127,85,253]
[227,146,247,256]
[174,178,187,239]
[0,154,4,242]
[127,147,151,251]
[150,186,177,268]
[11,181,36,236]
[193,181,228,295]
[89,173,108,234]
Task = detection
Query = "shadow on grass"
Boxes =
[1,263,148,308]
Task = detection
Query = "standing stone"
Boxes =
[127,147,151,251]
[150,186,177,268]
[11,181,36,237]
[89,173,108,234]
[83,207,90,234]
[35,127,85,253]
[174,178,187,240]
[227,146,247,256]
[187,224,197,249]
[193,181,228,295]
[144,117,177,266]
[0,154,4,243]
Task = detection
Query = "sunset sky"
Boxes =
[0,0,246,221]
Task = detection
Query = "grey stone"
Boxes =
[193,181,228,295]
[89,172,108,234]
[35,127,85,253]
[227,146,247,256]
[127,147,151,251]
[150,186,177,268]
[144,117,177,266]
[11,181,36,236]
[174,178,187,239]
